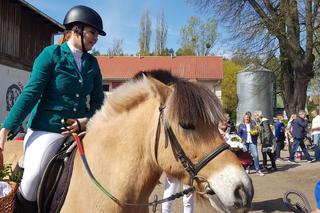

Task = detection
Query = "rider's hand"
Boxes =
[0,128,10,151]
[61,117,88,134]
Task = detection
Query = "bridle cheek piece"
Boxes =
[155,105,230,192]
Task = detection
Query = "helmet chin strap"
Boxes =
[79,26,87,53]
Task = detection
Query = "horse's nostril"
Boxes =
[205,183,215,195]
[234,184,248,208]
[206,188,215,195]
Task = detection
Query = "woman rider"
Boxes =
[0,5,106,212]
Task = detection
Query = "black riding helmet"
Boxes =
[63,5,106,36]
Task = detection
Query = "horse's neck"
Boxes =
[83,103,162,203]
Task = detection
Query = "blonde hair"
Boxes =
[242,113,252,123]
[254,110,262,118]
[289,114,297,121]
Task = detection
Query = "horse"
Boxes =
[61,70,254,213]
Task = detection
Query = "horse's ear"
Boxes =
[144,75,173,103]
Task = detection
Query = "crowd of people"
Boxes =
[234,109,320,176]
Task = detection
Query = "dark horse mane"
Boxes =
[133,70,225,126]
[133,69,178,85]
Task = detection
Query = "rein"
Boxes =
[72,132,195,212]
[69,103,229,212]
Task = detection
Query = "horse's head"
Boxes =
[140,70,254,212]
[88,70,253,212]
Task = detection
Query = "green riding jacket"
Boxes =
[2,42,105,133]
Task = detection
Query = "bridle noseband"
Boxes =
[155,105,230,180]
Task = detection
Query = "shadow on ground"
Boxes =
[251,198,289,212]
[276,163,300,172]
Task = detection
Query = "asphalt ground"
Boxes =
[149,145,320,213]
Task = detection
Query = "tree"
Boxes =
[179,16,217,56]
[107,38,124,56]
[175,47,195,56]
[154,11,168,56]
[221,60,243,120]
[231,49,262,67]
[314,26,320,76]
[188,0,320,116]
[91,48,100,56]
[139,10,152,56]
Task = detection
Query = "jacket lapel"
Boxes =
[81,53,90,73]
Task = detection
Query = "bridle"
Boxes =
[155,105,230,185]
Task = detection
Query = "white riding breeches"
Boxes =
[19,129,66,201]
[162,176,194,213]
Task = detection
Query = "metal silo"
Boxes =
[236,64,275,125]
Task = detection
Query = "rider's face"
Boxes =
[82,26,99,51]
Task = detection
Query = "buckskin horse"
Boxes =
[61,70,254,213]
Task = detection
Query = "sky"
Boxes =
[25,0,231,56]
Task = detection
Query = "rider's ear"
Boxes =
[144,75,173,104]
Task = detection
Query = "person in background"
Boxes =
[0,5,106,212]
[286,114,297,153]
[274,115,286,161]
[288,110,314,163]
[218,118,229,139]
[311,110,320,161]
[287,114,297,130]
[238,112,264,176]
[255,111,277,171]
[224,113,236,134]
[162,175,194,213]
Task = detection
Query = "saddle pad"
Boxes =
[37,143,77,213]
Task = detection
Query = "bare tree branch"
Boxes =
[187,0,318,115]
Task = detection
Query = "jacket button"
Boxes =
[75,94,79,97]
[73,108,77,112]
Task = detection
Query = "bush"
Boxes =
[0,164,22,183]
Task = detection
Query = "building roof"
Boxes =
[14,0,65,33]
[97,56,223,80]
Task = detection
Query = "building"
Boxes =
[97,56,224,99]
[0,0,64,128]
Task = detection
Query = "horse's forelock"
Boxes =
[166,81,225,126]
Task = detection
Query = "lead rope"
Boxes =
[71,132,195,212]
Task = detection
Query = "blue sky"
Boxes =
[26,0,231,56]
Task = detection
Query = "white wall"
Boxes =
[0,64,30,131]
[197,80,222,100]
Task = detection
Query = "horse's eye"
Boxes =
[179,123,195,130]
